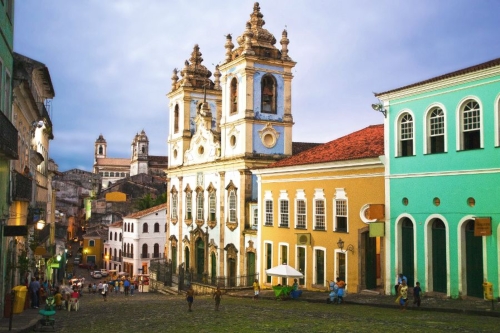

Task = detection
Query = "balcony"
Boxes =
[0,111,18,159]
[140,253,150,259]
[12,171,32,202]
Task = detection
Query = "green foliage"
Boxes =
[135,193,167,211]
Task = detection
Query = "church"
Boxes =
[164,3,316,284]
[93,130,168,189]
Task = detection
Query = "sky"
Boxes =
[13,0,500,172]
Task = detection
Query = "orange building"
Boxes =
[252,125,386,293]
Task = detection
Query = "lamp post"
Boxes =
[337,238,354,254]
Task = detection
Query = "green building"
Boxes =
[376,57,500,299]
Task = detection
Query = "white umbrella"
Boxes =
[118,271,129,276]
[266,264,303,278]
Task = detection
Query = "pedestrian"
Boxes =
[88,283,92,294]
[119,279,124,294]
[92,283,97,294]
[213,286,222,311]
[124,278,130,296]
[395,273,407,295]
[336,277,346,304]
[114,279,119,294]
[252,279,260,300]
[102,280,108,301]
[398,279,409,311]
[29,277,40,308]
[186,285,194,312]
[130,282,135,296]
[413,281,422,307]
[97,281,103,295]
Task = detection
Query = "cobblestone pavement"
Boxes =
[1,289,497,332]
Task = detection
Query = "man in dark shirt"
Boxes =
[28,277,41,308]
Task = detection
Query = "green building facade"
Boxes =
[376,58,500,299]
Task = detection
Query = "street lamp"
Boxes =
[337,238,354,254]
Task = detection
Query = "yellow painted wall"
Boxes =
[259,165,385,293]
[83,238,103,268]
[106,192,126,202]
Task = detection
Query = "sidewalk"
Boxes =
[226,288,500,317]
[0,307,40,333]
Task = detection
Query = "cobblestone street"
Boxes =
[32,291,499,332]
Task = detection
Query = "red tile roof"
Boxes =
[267,124,384,168]
[124,203,167,219]
[375,56,500,96]
[292,142,323,155]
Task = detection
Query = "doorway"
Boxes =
[465,219,483,297]
[247,252,255,286]
[401,218,415,287]
[364,232,377,289]
[431,219,447,293]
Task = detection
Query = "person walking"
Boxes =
[130,282,135,296]
[29,277,41,308]
[336,277,346,304]
[398,279,409,310]
[124,278,130,296]
[102,281,109,301]
[186,286,194,312]
[413,281,422,307]
[252,279,260,300]
[213,286,222,311]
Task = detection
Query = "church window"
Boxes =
[230,77,238,114]
[98,146,103,154]
[154,223,160,233]
[142,223,148,233]
[196,189,204,221]
[228,190,237,223]
[209,191,216,222]
[185,191,192,220]
[174,104,179,133]
[261,75,277,114]
[171,191,178,220]
[141,145,145,153]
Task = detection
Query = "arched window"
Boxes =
[174,104,179,133]
[114,232,117,241]
[164,223,167,232]
[98,146,103,154]
[154,223,160,233]
[427,107,445,154]
[119,233,122,241]
[185,191,192,220]
[261,75,277,114]
[142,243,148,258]
[459,100,481,150]
[114,248,117,258]
[131,244,134,256]
[228,190,237,223]
[131,224,134,233]
[104,172,109,177]
[109,231,112,240]
[153,243,160,258]
[89,240,95,247]
[398,112,414,157]
[110,172,114,177]
[230,77,238,114]
[142,223,148,233]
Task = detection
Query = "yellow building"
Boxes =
[83,229,106,269]
[252,125,386,293]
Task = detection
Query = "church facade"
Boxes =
[165,3,297,284]
[93,130,168,189]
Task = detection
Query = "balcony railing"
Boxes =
[12,170,32,202]
[141,253,150,259]
[0,111,18,159]
[123,253,133,258]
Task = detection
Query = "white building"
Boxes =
[122,203,167,275]
[104,221,123,272]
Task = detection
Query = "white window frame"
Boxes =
[395,110,415,157]
[456,97,483,151]
[251,203,258,230]
[228,190,236,222]
[495,94,500,147]
[171,192,178,219]
[424,104,447,154]
[278,190,289,228]
[264,190,273,226]
[209,191,216,222]
[295,189,306,229]
[196,190,204,221]
[334,188,348,233]
[185,191,192,220]
[313,246,326,286]
[313,189,326,231]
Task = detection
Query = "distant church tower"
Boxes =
[130,130,149,176]
[94,134,107,163]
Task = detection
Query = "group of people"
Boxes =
[395,273,422,310]
[328,277,346,304]
[28,277,53,309]
[85,277,137,297]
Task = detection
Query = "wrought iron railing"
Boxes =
[0,110,18,159]
[188,271,259,288]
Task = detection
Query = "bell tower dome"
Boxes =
[218,2,296,160]
[94,134,107,162]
